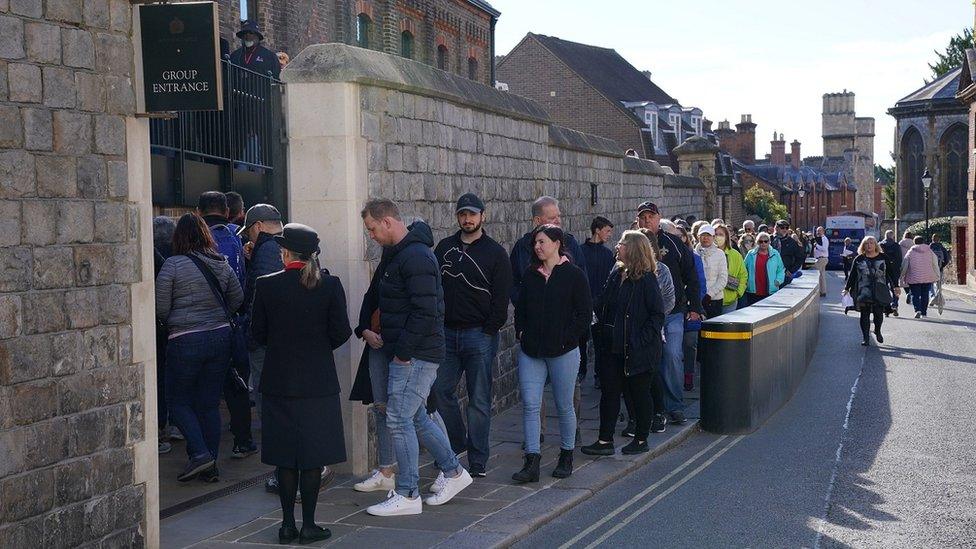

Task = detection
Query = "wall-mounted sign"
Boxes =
[717,174,733,196]
[139,2,222,112]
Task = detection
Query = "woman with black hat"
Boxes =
[250,223,352,544]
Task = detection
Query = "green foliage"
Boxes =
[906,216,953,249]
[874,165,893,184]
[882,183,896,218]
[744,185,789,225]
[929,28,974,80]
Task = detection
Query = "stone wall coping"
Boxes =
[664,174,706,189]
[622,155,668,175]
[282,43,550,123]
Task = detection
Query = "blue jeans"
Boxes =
[434,328,497,469]
[910,283,933,316]
[660,313,686,413]
[368,349,396,468]
[386,358,460,497]
[721,302,738,315]
[518,348,579,454]
[165,327,232,460]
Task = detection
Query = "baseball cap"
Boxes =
[698,223,715,236]
[237,203,282,235]
[675,219,691,230]
[455,193,485,214]
[637,201,660,216]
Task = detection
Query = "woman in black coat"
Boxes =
[582,230,666,457]
[843,236,899,346]
[250,223,352,545]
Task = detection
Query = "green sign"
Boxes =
[717,174,733,196]
[139,2,222,112]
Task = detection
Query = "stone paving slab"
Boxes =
[165,382,701,548]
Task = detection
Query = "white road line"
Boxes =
[558,436,729,549]
[581,435,745,549]
[813,352,865,548]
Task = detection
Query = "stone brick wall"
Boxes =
[893,114,969,221]
[0,2,151,547]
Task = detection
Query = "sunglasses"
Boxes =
[758,239,769,243]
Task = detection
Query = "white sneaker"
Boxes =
[366,490,423,516]
[428,471,447,494]
[354,470,395,493]
[424,469,472,506]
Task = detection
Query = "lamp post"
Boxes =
[921,167,932,237]
[798,186,806,233]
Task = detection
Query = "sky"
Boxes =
[490,0,972,165]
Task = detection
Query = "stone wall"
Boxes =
[0,2,156,548]
[281,43,702,472]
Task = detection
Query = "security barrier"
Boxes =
[699,273,820,434]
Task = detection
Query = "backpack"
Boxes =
[209,223,246,289]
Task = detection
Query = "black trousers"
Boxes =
[598,354,659,441]
[223,364,253,446]
[703,299,723,319]
[859,305,885,341]
[578,331,590,380]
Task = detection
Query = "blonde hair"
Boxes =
[282,248,321,289]
[616,230,657,280]
[713,224,733,250]
[857,235,879,256]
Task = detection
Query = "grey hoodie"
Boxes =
[156,251,244,336]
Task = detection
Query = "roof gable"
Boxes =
[529,33,678,105]
[896,66,963,106]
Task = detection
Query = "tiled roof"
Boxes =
[529,34,677,105]
[734,160,855,192]
[895,67,962,106]
[466,0,500,17]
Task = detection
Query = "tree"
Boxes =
[744,185,789,225]
[929,28,974,80]
[875,165,895,218]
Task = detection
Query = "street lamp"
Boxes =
[921,167,932,237]
[798,186,806,232]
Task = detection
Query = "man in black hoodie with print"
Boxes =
[433,193,512,477]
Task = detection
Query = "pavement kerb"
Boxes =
[942,284,976,304]
[436,420,701,548]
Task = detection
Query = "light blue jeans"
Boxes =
[660,313,686,413]
[518,348,580,454]
[368,349,396,468]
[721,302,738,315]
[386,358,460,497]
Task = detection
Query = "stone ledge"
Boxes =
[283,43,550,124]
[547,124,623,157]
[664,174,705,189]
[623,155,668,175]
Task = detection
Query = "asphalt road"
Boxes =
[515,272,976,548]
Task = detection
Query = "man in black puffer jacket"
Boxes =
[360,199,472,516]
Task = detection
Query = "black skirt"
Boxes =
[261,393,347,469]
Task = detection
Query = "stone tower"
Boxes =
[822,91,875,213]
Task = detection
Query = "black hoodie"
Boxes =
[378,221,446,364]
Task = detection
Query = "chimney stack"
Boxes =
[791,140,801,169]
[770,132,786,166]
[735,114,757,163]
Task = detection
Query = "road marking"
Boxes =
[813,352,865,548]
[580,435,745,549]
[558,436,731,549]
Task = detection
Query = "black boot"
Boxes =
[512,453,541,483]
[552,448,574,478]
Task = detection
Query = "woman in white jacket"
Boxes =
[694,224,728,319]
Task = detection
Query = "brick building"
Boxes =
[496,33,709,168]
[212,0,500,85]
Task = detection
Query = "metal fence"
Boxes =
[150,59,284,207]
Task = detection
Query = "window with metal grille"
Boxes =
[437,45,448,71]
[357,13,371,49]
[401,31,414,59]
[468,57,478,80]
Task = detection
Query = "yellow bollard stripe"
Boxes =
[700,331,752,340]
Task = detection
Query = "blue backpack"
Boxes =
[209,223,246,290]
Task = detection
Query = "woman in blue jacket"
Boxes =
[743,232,786,305]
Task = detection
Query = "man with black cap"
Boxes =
[636,201,702,426]
[772,219,805,285]
[230,20,281,78]
[432,193,512,478]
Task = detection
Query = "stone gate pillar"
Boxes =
[674,136,721,219]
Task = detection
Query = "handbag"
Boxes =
[185,254,250,393]
[841,293,854,308]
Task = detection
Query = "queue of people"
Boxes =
[154,189,838,540]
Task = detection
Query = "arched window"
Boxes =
[437,45,448,71]
[902,128,925,213]
[240,0,256,21]
[356,13,371,49]
[467,57,478,80]
[942,124,968,213]
[401,31,414,59]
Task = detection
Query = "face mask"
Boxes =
[715,235,726,248]
[244,40,256,48]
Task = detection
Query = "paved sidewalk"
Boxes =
[162,381,700,548]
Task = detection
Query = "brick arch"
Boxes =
[939,122,968,213]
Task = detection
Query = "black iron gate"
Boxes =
[150,59,286,215]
